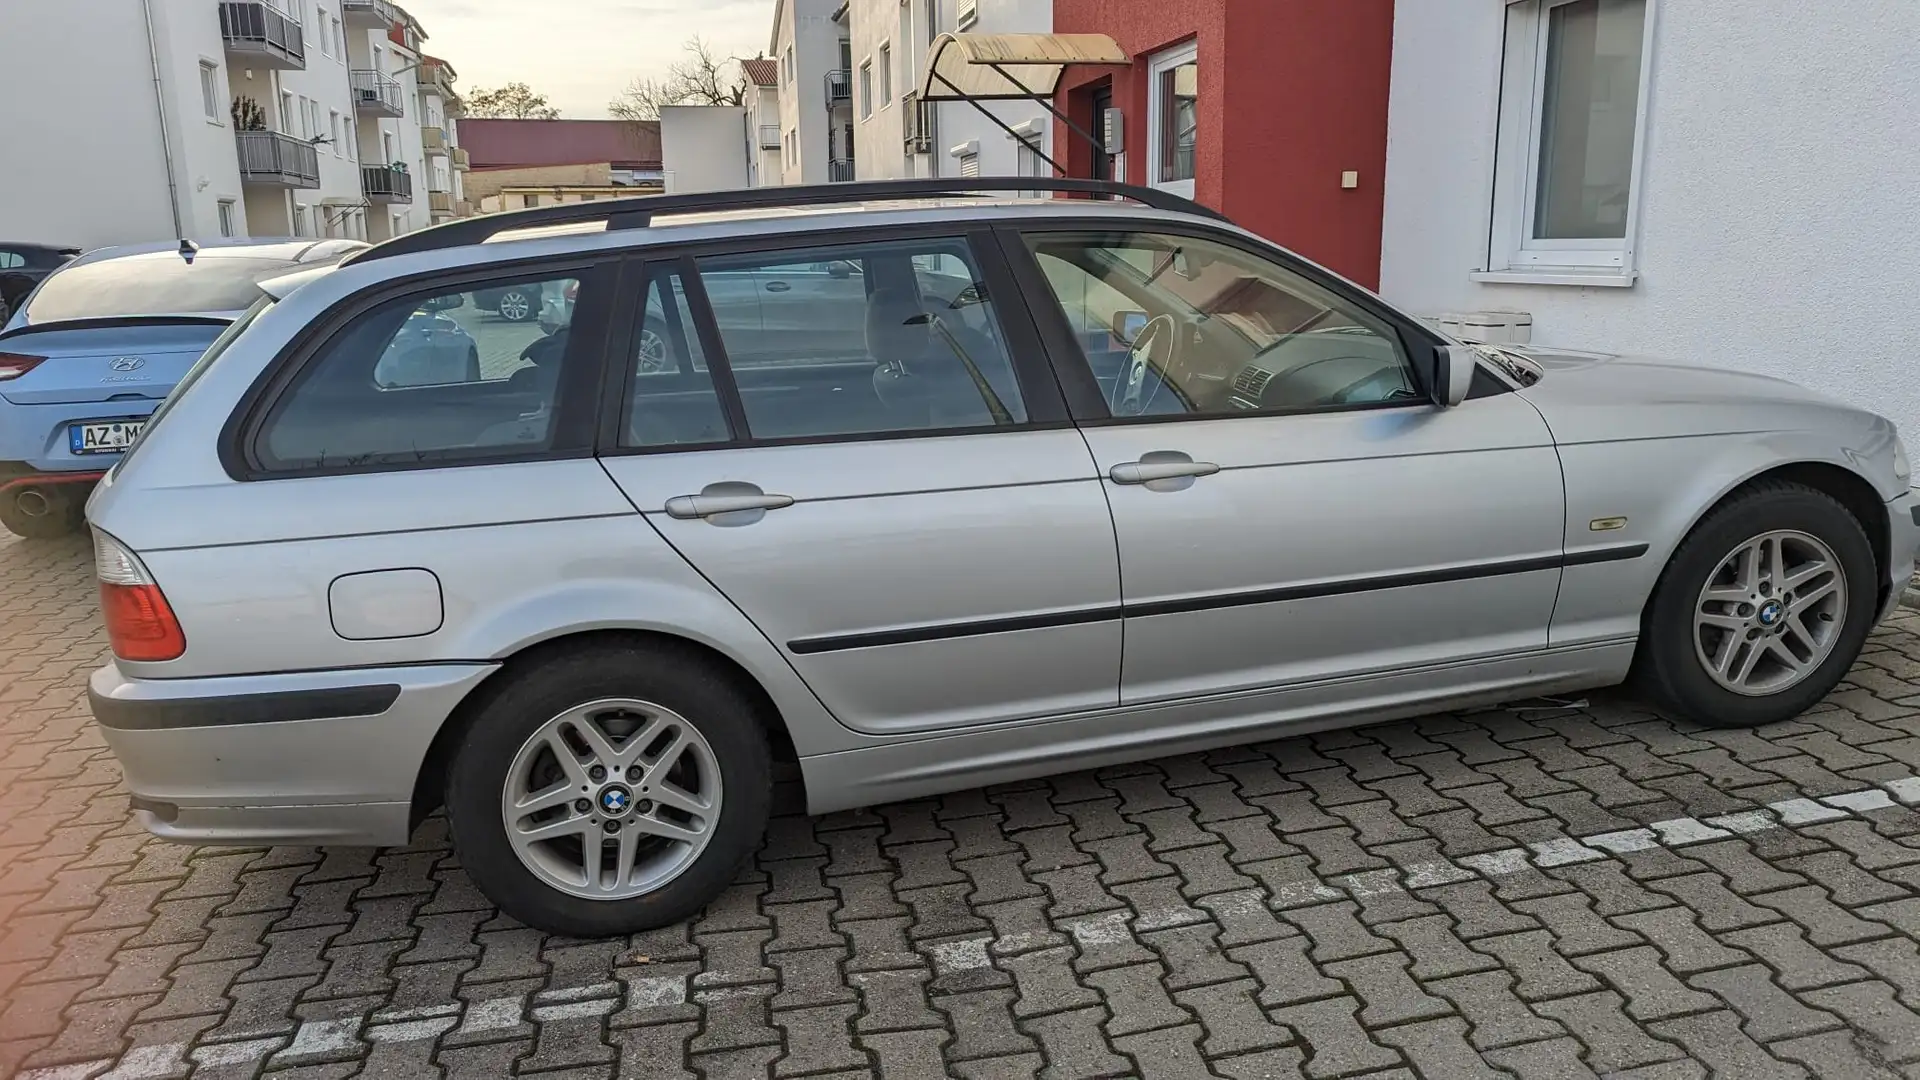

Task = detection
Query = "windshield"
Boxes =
[24,252,296,323]
[110,296,275,475]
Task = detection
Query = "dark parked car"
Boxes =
[0,243,83,326]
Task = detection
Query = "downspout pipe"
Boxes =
[140,0,188,243]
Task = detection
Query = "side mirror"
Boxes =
[1433,345,1476,408]
[827,261,853,279]
[419,293,465,312]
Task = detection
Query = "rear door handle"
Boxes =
[665,488,795,520]
[1108,459,1221,485]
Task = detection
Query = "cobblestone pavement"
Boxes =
[11,531,1920,1079]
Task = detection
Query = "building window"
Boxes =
[293,204,309,237]
[524,193,540,208]
[315,7,329,55]
[382,130,396,164]
[279,90,295,133]
[345,119,357,161]
[198,61,221,121]
[783,46,794,84]
[879,44,892,107]
[217,200,236,238]
[1486,0,1653,283]
[958,0,979,30]
[859,60,873,119]
[329,110,342,155]
[1148,41,1198,196]
[334,17,345,61]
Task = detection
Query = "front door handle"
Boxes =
[1109,457,1221,485]
[665,482,795,523]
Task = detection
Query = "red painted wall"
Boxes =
[1053,0,1394,287]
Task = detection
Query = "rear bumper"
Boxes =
[0,398,158,472]
[0,464,105,494]
[1882,490,1920,623]
[89,660,496,847]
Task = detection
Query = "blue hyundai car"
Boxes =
[0,238,372,538]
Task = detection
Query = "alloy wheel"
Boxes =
[499,698,722,900]
[1693,529,1846,697]
[498,291,531,321]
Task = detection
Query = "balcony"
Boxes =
[451,147,470,171]
[341,0,399,28]
[429,192,454,214]
[829,158,856,183]
[362,165,413,204]
[455,199,474,217]
[825,70,852,109]
[421,126,447,154]
[759,125,782,151]
[350,70,404,117]
[220,2,304,70]
[235,130,319,188]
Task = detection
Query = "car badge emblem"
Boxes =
[599,786,632,814]
[108,357,145,372]
[1758,601,1784,626]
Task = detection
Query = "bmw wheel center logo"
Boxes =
[1758,600,1784,626]
[598,785,634,815]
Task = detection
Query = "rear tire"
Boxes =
[444,641,773,936]
[0,487,84,539]
[1636,481,1876,728]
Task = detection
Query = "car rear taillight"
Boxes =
[94,531,185,662]
[0,352,45,381]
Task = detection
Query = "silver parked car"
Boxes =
[85,179,1920,936]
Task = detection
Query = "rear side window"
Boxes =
[254,273,585,471]
[687,236,1026,440]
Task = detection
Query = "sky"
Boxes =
[400,0,772,119]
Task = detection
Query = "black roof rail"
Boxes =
[341,177,1228,266]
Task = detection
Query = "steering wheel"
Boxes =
[1113,314,1179,417]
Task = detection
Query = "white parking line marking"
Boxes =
[43,766,1920,1078]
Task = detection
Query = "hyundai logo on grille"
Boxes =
[107,357,145,372]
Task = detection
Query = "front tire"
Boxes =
[445,641,772,936]
[1637,481,1876,728]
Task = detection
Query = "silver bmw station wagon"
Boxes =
[85,179,1920,936]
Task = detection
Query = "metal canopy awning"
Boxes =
[919,33,1128,101]
[918,33,1129,176]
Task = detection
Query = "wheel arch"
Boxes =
[410,627,803,831]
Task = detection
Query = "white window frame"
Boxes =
[217,200,237,238]
[1479,0,1657,287]
[859,59,874,120]
[958,0,979,30]
[198,60,221,122]
[1146,40,1198,200]
[879,43,892,108]
[329,110,343,155]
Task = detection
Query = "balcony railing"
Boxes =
[421,126,447,153]
[758,125,782,151]
[825,70,852,108]
[361,165,413,203]
[349,70,405,117]
[341,0,399,28]
[429,192,454,214]
[451,147,470,171]
[220,1,305,69]
[828,158,856,183]
[235,130,319,188]
[455,199,474,217]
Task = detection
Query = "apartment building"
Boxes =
[848,0,1052,181]
[769,0,856,184]
[742,58,783,187]
[0,0,468,249]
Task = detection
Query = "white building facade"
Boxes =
[770,0,856,185]
[846,0,1052,182]
[0,0,466,250]
[1379,0,1920,435]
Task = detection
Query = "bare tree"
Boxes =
[465,82,561,119]
[609,37,749,121]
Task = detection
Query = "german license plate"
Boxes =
[69,420,146,454]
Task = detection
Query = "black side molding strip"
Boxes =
[787,543,1651,655]
[89,684,403,731]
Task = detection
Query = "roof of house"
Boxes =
[458,118,663,170]
[741,57,779,87]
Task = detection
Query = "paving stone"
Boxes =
[857,1028,949,1079]
[1470,930,1599,1002]
[1425,971,1565,1051]
[1688,964,1840,1042]
[1022,1006,1129,1080]
[1481,1036,1604,1079]
[1373,915,1498,981]
[1113,1023,1218,1079]
[1319,954,1448,1027]
[1574,946,1717,1020]
[1769,1029,1906,1080]
[1270,997,1401,1079]
[935,988,1036,1062]
[1278,902,1393,963]
[1372,1017,1506,1080]
[1228,936,1344,1009]
[1531,990,1685,1072]
[1176,979,1294,1057]
[1649,1010,1810,1080]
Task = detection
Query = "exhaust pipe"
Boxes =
[14,488,52,518]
